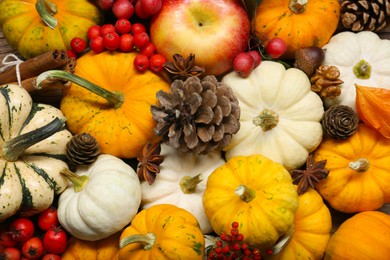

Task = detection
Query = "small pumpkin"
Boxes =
[313,123,390,213]
[118,204,205,260]
[222,61,324,170]
[268,187,332,260]
[0,84,72,222]
[322,31,390,111]
[37,51,170,158]
[61,231,121,260]
[140,144,226,234]
[325,211,390,260]
[0,0,102,59]
[203,154,298,249]
[57,154,142,241]
[255,0,340,59]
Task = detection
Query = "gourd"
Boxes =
[0,84,72,222]
[118,204,205,260]
[222,61,324,170]
[322,31,390,111]
[313,123,390,213]
[140,144,226,234]
[255,0,340,59]
[36,51,170,158]
[202,154,298,249]
[61,231,120,260]
[269,187,332,260]
[325,211,390,260]
[57,154,142,241]
[0,0,102,59]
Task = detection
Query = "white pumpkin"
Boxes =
[322,31,390,111]
[139,144,225,234]
[222,61,324,170]
[58,154,141,241]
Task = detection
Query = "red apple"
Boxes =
[150,0,250,76]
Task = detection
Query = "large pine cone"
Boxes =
[151,76,240,154]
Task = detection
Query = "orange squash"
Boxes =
[255,0,340,59]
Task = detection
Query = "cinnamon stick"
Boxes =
[0,49,68,84]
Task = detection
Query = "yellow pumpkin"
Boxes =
[325,211,390,260]
[268,187,332,260]
[61,232,120,260]
[203,154,298,249]
[37,51,171,158]
[118,204,204,260]
[0,0,102,59]
[313,123,390,213]
[255,0,340,59]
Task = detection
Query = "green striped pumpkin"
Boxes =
[0,84,72,222]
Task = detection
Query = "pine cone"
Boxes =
[322,105,359,139]
[341,0,390,32]
[66,133,100,170]
[151,75,240,154]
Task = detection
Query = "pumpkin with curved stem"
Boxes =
[313,123,390,213]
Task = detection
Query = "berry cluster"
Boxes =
[96,0,162,20]
[207,222,263,260]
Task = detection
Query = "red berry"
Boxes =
[265,37,287,59]
[149,53,166,72]
[112,0,135,20]
[87,25,101,40]
[266,248,274,255]
[230,228,239,237]
[134,54,150,72]
[115,18,132,35]
[139,0,162,16]
[233,52,255,78]
[97,0,114,10]
[236,233,244,241]
[66,49,77,59]
[119,34,134,52]
[140,42,157,57]
[131,23,146,34]
[1,247,21,260]
[134,0,149,19]
[37,207,59,231]
[103,32,120,51]
[89,36,105,54]
[247,50,262,68]
[70,37,87,53]
[9,218,35,243]
[133,31,150,48]
[100,24,116,36]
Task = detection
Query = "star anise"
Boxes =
[290,154,330,195]
[163,53,205,80]
[136,142,164,185]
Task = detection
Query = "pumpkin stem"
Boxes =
[2,118,65,162]
[270,224,295,254]
[60,168,89,192]
[349,158,370,172]
[253,109,279,132]
[289,0,307,14]
[180,174,204,194]
[119,233,156,250]
[353,60,371,79]
[235,185,256,203]
[36,70,124,109]
[36,0,58,29]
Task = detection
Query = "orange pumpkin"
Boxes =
[255,0,340,58]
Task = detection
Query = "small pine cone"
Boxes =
[310,65,343,99]
[322,105,359,139]
[341,0,390,32]
[151,75,240,154]
[66,133,100,170]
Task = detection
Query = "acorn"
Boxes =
[294,46,325,77]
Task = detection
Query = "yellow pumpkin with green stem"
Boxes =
[36,51,170,158]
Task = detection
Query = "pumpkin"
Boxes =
[0,0,102,59]
[36,51,170,158]
[325,211,390,260]
[57,154,142,241]
[202,154,298,249]
[140,144,226,234]
[62,231,120,260]
[254,0,340,59]
[313,123,390,213]
[322,31,390,111]
[118,204,205,260]
[0,84,72,222]
[222,61,324,170]
[268,187,332,260]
